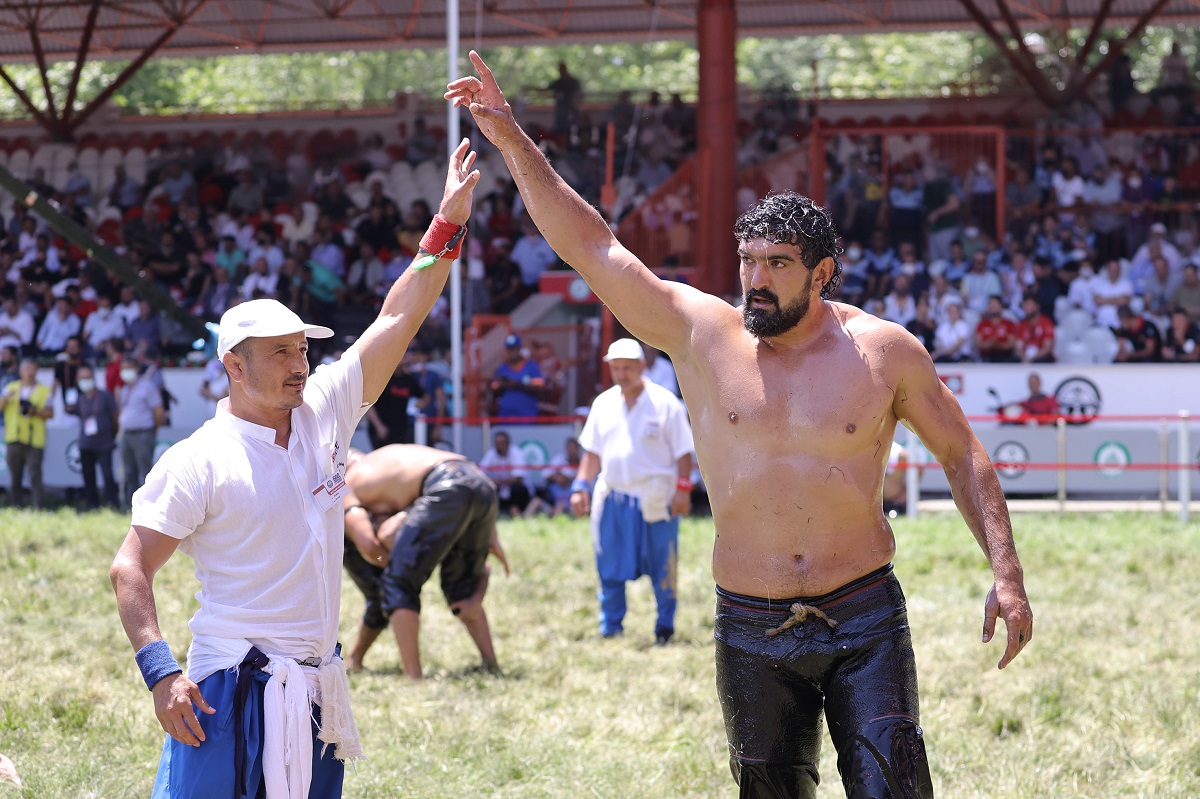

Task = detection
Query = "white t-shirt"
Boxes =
[578,379,694,522]
[131,347,367,682]
[1090,274,1134,329]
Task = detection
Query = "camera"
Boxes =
[18,398,33,416]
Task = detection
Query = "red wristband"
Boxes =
[676,477,692,492]
[417,214,467,263]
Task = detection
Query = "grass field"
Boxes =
[2,508,1199,798]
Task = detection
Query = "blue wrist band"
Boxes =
[135,640,182,691]
[570,478,591,494]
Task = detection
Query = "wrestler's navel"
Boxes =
[846,423,856,434]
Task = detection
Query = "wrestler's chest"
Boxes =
[707,371,893,450]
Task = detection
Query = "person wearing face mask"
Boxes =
[69,364,119,509]
[82,294,127,359]
[117,357,164,508]
[837,241,869,306]
[1122,168,1155,254]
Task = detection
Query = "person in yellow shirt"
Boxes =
[2,359,54,508]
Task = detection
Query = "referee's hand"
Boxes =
[152,673,215,747]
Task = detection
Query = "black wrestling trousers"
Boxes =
[715,564,934,799]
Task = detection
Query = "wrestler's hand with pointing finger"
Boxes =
[152,672,215,747]
[983,579,1033,669]
[445,51,521,147]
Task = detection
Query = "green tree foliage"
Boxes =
[0,27,1192,120]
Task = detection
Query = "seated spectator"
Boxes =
[837,241,869,306]
[1129,223,1182,292]
[310,226,347,279]
[973,295,1018,363]
[16,232,61,273]
[1162,307,1200,362]
[125,299,165,359]
[886,170,923,249]
[114,283,141,328]
[404,118,440,165]
[157,161,196,206]
[0,296,35,354]
[488,241,524,314]
[1014,294,1056,363]
[345,240,385,306]
[108,164,142,212]
[932,239,970,284]
[1114,305,1163,362]
[479,429,532,516]
[1143,256,1182,321]
[537,436,583,517]
[0,345,16,390]
[931,301,973,362]
[862,230,896,300]
[1005,165,1042,232]
[1172,263,1200,321]
[82,293,126,358]
[63,161,93,207]
[1091,260,1134,329]
[355,202,397,254]
[225,169,264,216]
[1018,372,1060,423]
[510,215,558,299]
[905,297,937,353]
[490,333,543,420]
[247,223,284,275]
[881,273,917,327]
[214,234,245,279]
[35,296,81,357]
[926,273,963,323]
[317,179,357,225]
[960,250,1003,314]
[145,230,187,286]
[1028,256,1066,320]
[199,264,238,321]
[1051,156,1085,223]
[240,256,278,301]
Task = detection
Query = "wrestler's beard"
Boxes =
[743,284,812,338]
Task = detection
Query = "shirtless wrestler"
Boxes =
[342,444,508,679]
[447,51,1033,799]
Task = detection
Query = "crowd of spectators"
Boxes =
[826,119,1200,364]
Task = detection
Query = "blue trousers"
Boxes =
[594,490,678,637]
[150,665,344,799]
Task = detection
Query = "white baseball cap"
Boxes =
[602,338,645,362]
[217,299,334,358]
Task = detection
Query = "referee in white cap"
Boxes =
[110,140,480,799]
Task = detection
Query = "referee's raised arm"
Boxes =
[355,138,480,405]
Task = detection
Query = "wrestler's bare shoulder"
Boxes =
[831,302,929,365]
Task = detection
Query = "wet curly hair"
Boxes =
[732,192,843,300]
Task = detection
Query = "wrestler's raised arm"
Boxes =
[447,51,726,357]
[888,325,1033,669]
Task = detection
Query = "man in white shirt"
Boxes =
[0,297,35,353]
[1051,157,1086,224]
[35,296,81,356]
[82,294,127,357]
[113,286,141,331]
[479,429,532,515]
[240,256,279,302]
[570,338,695,645]
[510,216,559,294]
[1090,259,1134,329]
[108,140,480,799]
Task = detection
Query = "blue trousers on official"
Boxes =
[151,664,343,799]
[595,490,678,637]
